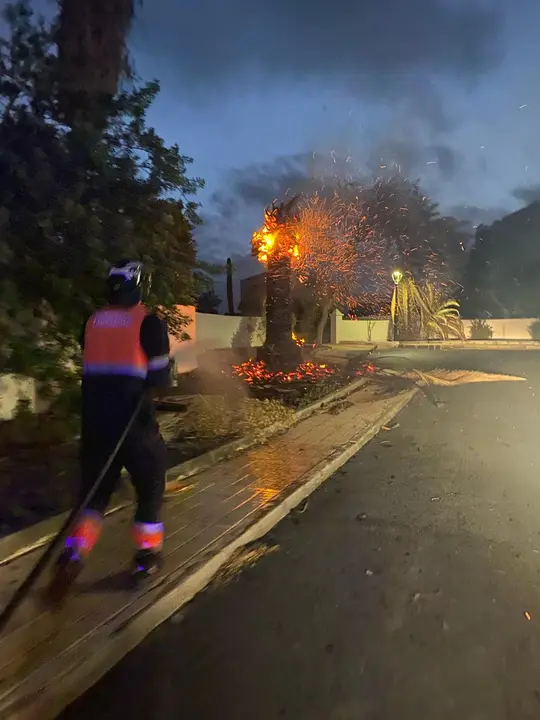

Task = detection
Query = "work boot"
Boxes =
[131,549,163,581]
[130,521,164,584]
[46,510,103,604]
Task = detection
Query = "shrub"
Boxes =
[469,319,493,340]
[528,320,540,340]
[178,395,294,440]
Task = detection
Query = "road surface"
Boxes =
[61,351,540,719]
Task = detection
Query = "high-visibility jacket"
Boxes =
[83,303,149,379]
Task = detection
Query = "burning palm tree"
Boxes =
[252,197,303,370]
[56,0,136,124]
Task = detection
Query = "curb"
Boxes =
[1,386,417,720]
[0,377,369,567]
[397,342,540,351]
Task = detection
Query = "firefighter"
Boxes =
[56,259,171,583]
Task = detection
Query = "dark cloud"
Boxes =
[136,1,502,107]
[512,184,540,205]
[219,154,312,208]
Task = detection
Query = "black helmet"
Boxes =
[107,259,145,305]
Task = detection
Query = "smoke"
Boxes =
[512,184,540,206]
[209,141,465,219]
[365,139,463,181]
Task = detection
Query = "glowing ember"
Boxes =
[292,331,306,346]
[232,360,335,385]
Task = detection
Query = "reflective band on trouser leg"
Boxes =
[65,510,103,558]
[131,522,164,551]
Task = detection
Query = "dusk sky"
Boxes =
[23,0,540,280]
[125,0,540,274]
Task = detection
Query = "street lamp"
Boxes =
[391,269,403,342]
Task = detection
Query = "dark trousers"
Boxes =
[79,415,166,524]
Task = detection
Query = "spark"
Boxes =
[250,175,460,318]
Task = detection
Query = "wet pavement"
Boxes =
[61,351,540,719]
[0,381,408,719]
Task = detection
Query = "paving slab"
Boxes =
[0,382,415,720]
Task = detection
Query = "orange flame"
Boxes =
[252,215,300,264]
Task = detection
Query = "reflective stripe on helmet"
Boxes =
[108,261,142,284]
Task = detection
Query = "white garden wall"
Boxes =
[331,311,540,344]
[195,313,265,350]
[461,318,536,340]
[331,310,391,344]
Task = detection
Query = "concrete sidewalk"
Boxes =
[0,382,415,720]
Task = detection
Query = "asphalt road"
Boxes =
[61,351,540,720]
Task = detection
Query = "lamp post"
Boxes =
[391,269,403,342]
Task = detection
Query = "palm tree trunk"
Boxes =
[258,254,301,370]
[315,299,333,345]
[56,0,135,125]
[226,258,234,314]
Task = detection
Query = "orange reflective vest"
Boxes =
[83,303,148,379]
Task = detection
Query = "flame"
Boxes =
[252,226,277,263]
[252,219,300,264]
[292,331,305,346]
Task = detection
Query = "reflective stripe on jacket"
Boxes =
[83,303,148,378]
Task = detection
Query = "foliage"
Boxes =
[528,320,540,341]
[348,177,469,288]
[0,2,203,392]
[179,395,294,440]
[420,283,464,340]
[461,204,540,318]
[392,275,464,340]
[469,318,494,340]
[0,398,78,448]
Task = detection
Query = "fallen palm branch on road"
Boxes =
[403,368,527,387]
[366,365,526,405]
